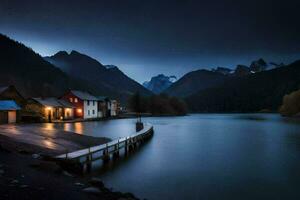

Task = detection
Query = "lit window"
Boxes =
[77,108,82,113]
[70,98,73,102]
[74,98,78,103]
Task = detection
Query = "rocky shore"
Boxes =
[0,126,140,200]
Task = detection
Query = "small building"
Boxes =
[96,96,110,118]
[0,100,21,124]
[25,98,74,122]
[61,90,98,119]
[110,99,119,116]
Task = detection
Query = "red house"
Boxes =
[61,90,98,119]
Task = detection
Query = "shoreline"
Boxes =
[0,149,139,200]
[0,123,140,200]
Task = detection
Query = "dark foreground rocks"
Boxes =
[0,145,139,200]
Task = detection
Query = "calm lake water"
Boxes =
[53,114,300,200]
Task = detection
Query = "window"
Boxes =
[93,101,95,106]
[92,110,95,115]
[88,110,90,115]
[74,98,78,103]
[69,98,73,102]
[87,100,90,106]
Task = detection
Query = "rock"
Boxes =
[74,182,84,187]
[10,179,19,184]
[20,185,28,188]
[82,187,101,195]
[89,178,104,188]
[32,154,40,159]
[18,149,31,154]
[63,171,73,177]
[30,161,62,173]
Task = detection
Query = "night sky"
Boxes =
[1,0,300,83]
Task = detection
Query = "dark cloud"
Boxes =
[0,0,299,82]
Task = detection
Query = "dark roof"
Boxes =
[32,98,75,108]
[0,86,9,94]
[96,96,109,101]
[70,90,98,100]
[57,99,76,108]
[0,100,21,110]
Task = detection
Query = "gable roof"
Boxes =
[0,86,9,94]
[32,98,62,107]
[70,90,98,100]
[32,98,76,108]
[0,100,21,110]
[96,96,110,101]
[57,99,76,108]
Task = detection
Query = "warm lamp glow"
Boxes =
[46,106,52,110]
[77,108,82,113]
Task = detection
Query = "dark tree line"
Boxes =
[128,92,187,115]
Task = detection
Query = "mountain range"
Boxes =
[45,51,151,101]
[147,58,286,98]
[144,58,299,112]
[143,74,177,94]
[0,33,151,101]
[185,61,300,112]
[1,32,299,113]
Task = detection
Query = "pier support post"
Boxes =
[102,144,110,162]
[125,137,128,154]
[86,154,92,173]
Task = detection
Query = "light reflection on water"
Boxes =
[50,114,300,200]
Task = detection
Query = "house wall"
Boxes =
[0,111,8,124]
[97,101,107,118]
[83,100,98,119]
[110,100,118,116]
[64,108,74,120]
[61,92,84,118]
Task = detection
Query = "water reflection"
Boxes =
[39,114,300,200]
[73,123,83,134]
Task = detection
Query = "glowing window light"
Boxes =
[46,106,52,111]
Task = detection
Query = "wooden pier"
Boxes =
[55,123,154,173]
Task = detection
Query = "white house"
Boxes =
[62,90,98,119]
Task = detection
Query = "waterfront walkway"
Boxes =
[55,123,154,172]
[0,124,110,155]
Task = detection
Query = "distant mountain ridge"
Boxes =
[45,50,152,101]
[164,69,228,97]
[185,60,300,112]
[164,58,285,97]
[143,74,177,94]
[211,58,284,76]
